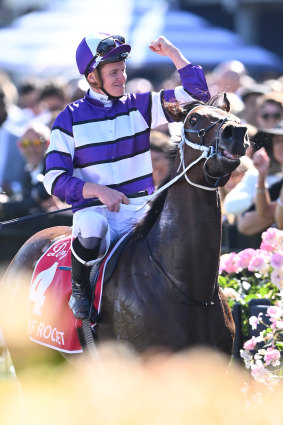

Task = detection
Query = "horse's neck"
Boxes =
[148,178,222,292]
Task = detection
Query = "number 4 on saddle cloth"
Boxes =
[28,232,131,354]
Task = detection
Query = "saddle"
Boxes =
[27,232,132,353]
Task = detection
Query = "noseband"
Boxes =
[178,105,234,190]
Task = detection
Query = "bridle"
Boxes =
[142,105,238,203]
[178,105,236,190]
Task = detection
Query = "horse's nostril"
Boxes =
[222,125,233,140]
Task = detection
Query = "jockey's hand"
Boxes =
[253,147,270,177]
[149,36,176,57]
[83,183,129,212]
[149,36,190,70]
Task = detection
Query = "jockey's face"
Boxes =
[89,61,127,97]
[100,61,127,97]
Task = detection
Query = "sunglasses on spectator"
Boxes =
[19,138,48,148]
[261,112,281,120]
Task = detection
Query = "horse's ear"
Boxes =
[222,93,231,113]
[209,93,231,112]
[163,101,187,122]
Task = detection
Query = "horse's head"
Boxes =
[167,94,249,188]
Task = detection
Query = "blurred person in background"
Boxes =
[126,77,154,94]
[150,130,171,187]
[68,77,89,103]
[220,155,254,225]
[208,60,247,96]
[262,78,282,92]
[255,91,283,130]
[39,79,70,112]
[220,155,262,251]
[17,78,42,121]
[237,123,283,236]
[238,84,270,127]
[0,86,25,196]
[14,78,53,130]
[44,32,210,321]
[275,184,283,229]
[224,125,282,220]
[0,122,57,220]
[15,78,70,131]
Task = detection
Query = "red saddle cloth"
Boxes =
[27,233,128,353]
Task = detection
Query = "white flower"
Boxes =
[249,313,262,330]
[251,360,271,384]
[222,287,241,301]
[240,349,253,369]
[242,280,251,290]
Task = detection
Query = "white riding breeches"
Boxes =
[72,196,149,265]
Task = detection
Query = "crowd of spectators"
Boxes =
[0,58,283,264]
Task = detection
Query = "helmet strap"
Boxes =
[100,86,123,100]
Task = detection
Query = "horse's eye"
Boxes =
[189,116,197,126]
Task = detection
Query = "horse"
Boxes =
[0,94,248,371]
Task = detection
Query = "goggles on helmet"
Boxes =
[85,35,126,76]
[96,35,125,57]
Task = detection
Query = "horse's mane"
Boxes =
[133,94,230,239]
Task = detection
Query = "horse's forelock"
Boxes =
[163,99,203,122]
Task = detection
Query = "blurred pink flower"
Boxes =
[264,347,280,366]
[236,248,255,269]
[261,227,280,247]
[248,250,270,274]
[219,252,240,274]
[270,267,283,290]
[251,360,270,383]
[267,306,283,319]
[267,306,283,329]
[270,251,283,268]
[244,336,258,351]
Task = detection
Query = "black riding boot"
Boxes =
[69,237,101,320]
[69,255,91,320]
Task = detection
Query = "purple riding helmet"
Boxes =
[75,33,131,98]
[76,33,131,73]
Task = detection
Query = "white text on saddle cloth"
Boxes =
[28,319,65,346]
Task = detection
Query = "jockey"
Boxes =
[43,33,210,321]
